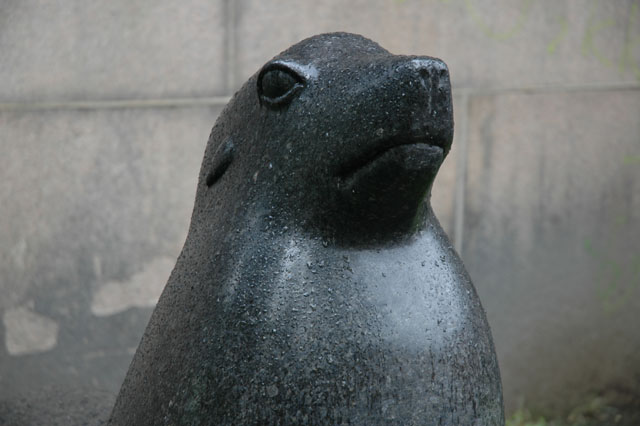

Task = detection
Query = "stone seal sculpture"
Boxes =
[109,33,504,425]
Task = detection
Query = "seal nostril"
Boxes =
[418,68,430,79]
[417,67,432,90]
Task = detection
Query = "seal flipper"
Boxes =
[206,138,235,187]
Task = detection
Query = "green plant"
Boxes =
[506,409,552,426]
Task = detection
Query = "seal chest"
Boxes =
[110,32,504,425]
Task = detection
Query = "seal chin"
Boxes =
[325,138,445,243]
[336,137,446,190]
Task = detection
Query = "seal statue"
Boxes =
[109,32,504,425]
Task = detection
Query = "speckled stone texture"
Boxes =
[109,33,504,425]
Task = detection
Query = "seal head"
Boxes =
[198,32,453,245]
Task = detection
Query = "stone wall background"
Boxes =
[1,0,638,417]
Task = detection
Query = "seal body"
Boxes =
[110,33,504,425]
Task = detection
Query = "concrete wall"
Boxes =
[1,0,639,417]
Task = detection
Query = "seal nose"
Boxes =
[393,56,453,152]
[410,57,450,93]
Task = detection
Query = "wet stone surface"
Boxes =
[107,32,504,425]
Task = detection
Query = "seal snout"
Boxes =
[401,56,454,157]
[332,55,453,188]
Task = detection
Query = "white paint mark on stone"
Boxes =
[90,256,174,317]
[3,301,60,356]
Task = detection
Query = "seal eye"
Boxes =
[258,63,305,108]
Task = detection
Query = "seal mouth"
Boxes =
[335,135,448,184]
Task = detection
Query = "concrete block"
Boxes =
[235,0,640,91]
[0,0,227,102]
[462,89,640,414]
[0,105,221,395]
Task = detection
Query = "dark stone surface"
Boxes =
[109,33,503,425]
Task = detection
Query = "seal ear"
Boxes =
[206,138,235,187]
[257,62,305,108]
